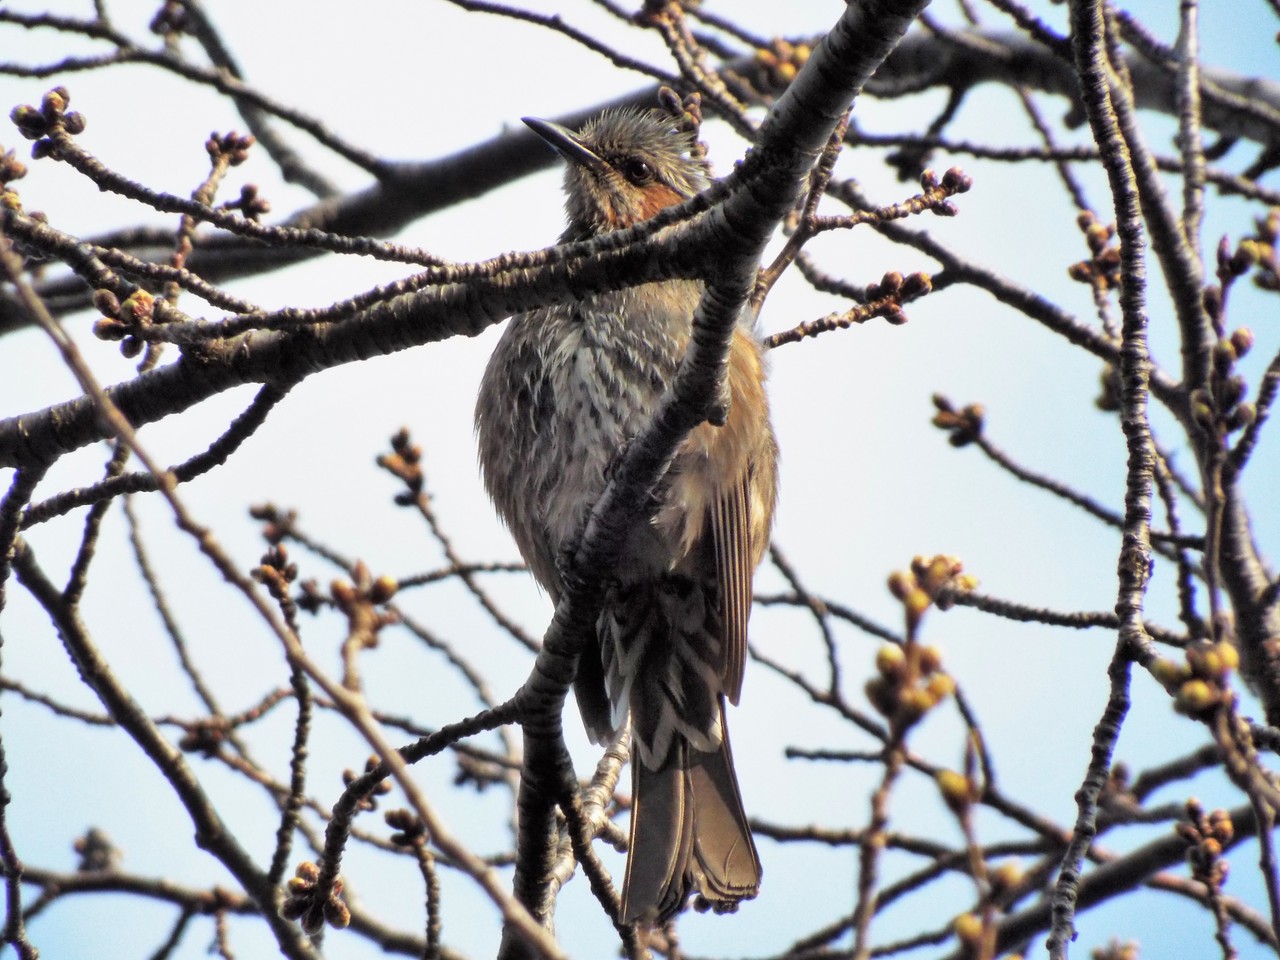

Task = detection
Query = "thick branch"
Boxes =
[7,30,1278,328]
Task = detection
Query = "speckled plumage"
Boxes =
[475,108,777,924]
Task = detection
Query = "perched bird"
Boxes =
[475,106,777,924]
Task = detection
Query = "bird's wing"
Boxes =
[711,472,752,704]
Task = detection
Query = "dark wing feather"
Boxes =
[711,473,753,704]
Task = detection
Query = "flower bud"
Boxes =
[1176,678,1219,714]
[875,643,907,678]
[953,912,983,945]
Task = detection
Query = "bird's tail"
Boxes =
[621,704,762,924]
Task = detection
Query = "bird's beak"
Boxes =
[523,117,607,174]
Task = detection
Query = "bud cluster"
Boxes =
[0,143,32,228]
[10,87,86,161]
[329,560,400,647]
[1237,207,1280,292]
[1149,639,1239,719]
[1190,333,1256,443]
[865,637,954,732]
[205,130,256,167]
[92,287,155,359]
[281,860,351,934]
[950,861,1025,957]
[888,554,978,628]
[1094,363,1122,413]
[251,542,300,623]
[378,428,425,506]
[228,182,270,219]
[865,269,932,326]
[253,543,298,601]
[1187,233,1264,440]
[386,808,429,848]
[332,560,399,608]
[343,754,394,813]
[920,167,973,217]
[931,394,985,447]
[1177,799,1234,890]
[755,37,813,89]
[178,716,231,756]
[73,826,120,873]
[657,85,708,168]
[0,146,25,192]
[1067,210,1121,292]
[249,502,298,546]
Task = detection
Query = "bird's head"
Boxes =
[524,108,709,238]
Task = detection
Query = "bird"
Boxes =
[474,106,777,925]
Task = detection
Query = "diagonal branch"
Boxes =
[1049,2,1161,956]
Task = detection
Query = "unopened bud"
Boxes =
[941,167,972,193]
[1230,241,1259,275]
[1176,678,1219,714]
[875,643,907,678]
[953,912,983,945]
[877,271,904,297]
[1085,222,1111,252]
[901,272,932,299]
[1150,657,1187,687]
[92,288,120,317]
[936,768,971,812]
[370,574,398,604]
[887,570,914,601]
[925,672,955,701]
[1229,327,1254,358]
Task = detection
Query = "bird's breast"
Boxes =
[476,280,701,589]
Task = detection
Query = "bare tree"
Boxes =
[2,2,1280,959]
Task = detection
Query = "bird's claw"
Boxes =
[555,538,584,594]
[707,376,732,427]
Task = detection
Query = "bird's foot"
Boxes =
[706,375,731,427]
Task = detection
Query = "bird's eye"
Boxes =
[621,157,656,186]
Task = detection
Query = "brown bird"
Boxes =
[475,106,777,924]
